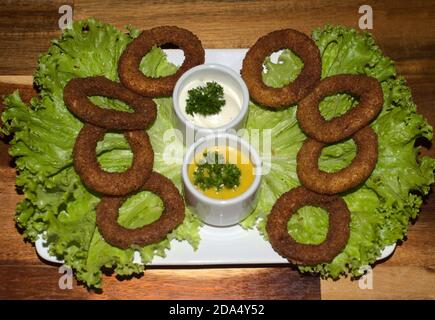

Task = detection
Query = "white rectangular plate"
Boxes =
[35,49,395,265]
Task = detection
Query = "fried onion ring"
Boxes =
[241,29,321,108]
[73,124,154,196]
[266,186,350,265]
[297,126,378,195]
[96,172,185,249]
[118,26,205,97]
[296,74,383,143]
[64,76,157,130]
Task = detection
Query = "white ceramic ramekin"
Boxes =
[182,133,262,227]
[172,64,249,146]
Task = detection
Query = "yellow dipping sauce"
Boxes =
[188,146,255,200]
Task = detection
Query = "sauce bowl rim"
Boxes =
[172,63,250,131]
[182,133,262,206]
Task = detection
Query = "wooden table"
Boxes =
[0,0,434,300]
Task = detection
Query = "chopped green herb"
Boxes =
[185,81,225,116]
[193,151,241,191]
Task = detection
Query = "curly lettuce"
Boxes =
[1,19,201,288]
[242,25,435,278]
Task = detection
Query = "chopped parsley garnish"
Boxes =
[193,151,241,191]
[185,81,225,116]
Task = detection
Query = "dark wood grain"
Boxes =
[0,265,320,300]
[69,0,435,60]
[1,1,435,74]
[0,0,73,74]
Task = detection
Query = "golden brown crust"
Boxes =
[73,124,154,196]
[96,172,185,249]
[118,26,205,97]
[63,76,157,130]
[296,74,383,143]
[296,126,378,195]
[241,29,321,108]
[266,186,350,265]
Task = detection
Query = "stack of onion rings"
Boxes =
[252,32,383,266]
[241,29,321,108]
[64,76,156,196]
[118,26,205,97]
[62,26,208,249]
[267,74,381,264]
[295,74,382,195]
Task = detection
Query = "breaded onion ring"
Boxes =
[296,74,383,143]
[118,26,205,97]
[96,172,185,249]
[64,76,157,130]
[73,124,154,196]
[297,127,378,195]
[241,29,321,108]
[266,186,350,265]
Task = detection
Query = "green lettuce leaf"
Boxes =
[243,25,435,278]
[1,19,200,288]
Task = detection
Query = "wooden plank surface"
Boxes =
[0,0,73,74]
[0,0,434,300]
[1,0,435,75]
[0,265,321,300]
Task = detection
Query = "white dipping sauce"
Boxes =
[179,78,241,128]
